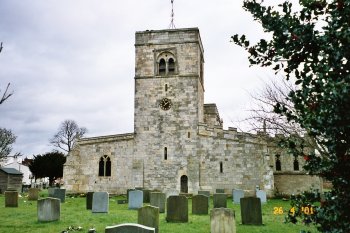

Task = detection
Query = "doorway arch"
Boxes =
[180,175,188,193]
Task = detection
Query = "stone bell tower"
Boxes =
[133,28,205,193]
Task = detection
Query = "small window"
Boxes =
[159,59,166,75]
[187,132,190,138]
[165,84,168,92]
[275,154,281,171]
[98,155,111,177]
[293,157,299,171]
[220,162,223,173]
[168,58,175,74]
[164,147,168,160]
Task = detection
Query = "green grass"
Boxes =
[0,191,318,233]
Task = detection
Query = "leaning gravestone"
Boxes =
[129,190,143,210]
[150,192,166,213]
[5,191,18,207]
[240,197,263,225]
[256,190,267,203]
[216,189,225,193]
[192,194,209,215]
[232,189,244,204]
[51,188,66,203]
[28,188,40,201]
[86,192,94,210]
[166,195,188,222]
[138,205,159,233]
[210,208,236,233]
[105,223,155,233]
[37,197,60,222]
[213,193,227,208]
[92,192,109,213]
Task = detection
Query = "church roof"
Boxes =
[0,167,23,175]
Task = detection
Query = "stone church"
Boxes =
[63,28,322,197]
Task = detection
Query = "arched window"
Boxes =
[293,157,299,171]
[168,58,175,74]
[159,59,166,75]
[220,162,223,173]
[275,154,281,171]
[164,147,168,160]
[98,155,111,177]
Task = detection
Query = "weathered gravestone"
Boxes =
[216,189,225,193]
[105,223,155,233]
[37,197,60,222]
[143,189,151,203]
[210,208,236,233]
[240,197,263,225]
[256,190,267,204]
[86,192,94,210]
[138,205,159,233]
[28,188,40,201]
[166,195,188,222]
[5,191,18,207]
[51,188,66,203]
[192,194,209,215]
[92,192,109,213]
[150,192,166,213]
[129,190,143,210]
[232,189,244,204]
[213,193,227,208]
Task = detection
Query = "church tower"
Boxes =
[133,28,205,193]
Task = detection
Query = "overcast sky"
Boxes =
[0,0,294,157]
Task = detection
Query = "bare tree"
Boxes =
[247,78,326,155]
[50,120,87,153]
[0,83,13,105]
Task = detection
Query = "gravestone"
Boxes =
[198,190,210,197]
[216,189,225,193]
[105,223,155,233]
[48,187,57,196]
[92,192,109,213]
[240,197,263,225]
[166,195,188,222]
[37,197,60,222]
[86,192,94,210]
[192,194,209,215]
[232,189,244,204]
[256,190,267,203]
[138,205,159,233]
[28,188,40,201]
[52,188,66,203]
[150,192,166,213]
[211,208,236,233]
[143,189,151,203]
[5,191,18,207]
[127,189,135,202]
[213,193,227,208]
[129,190,143,209]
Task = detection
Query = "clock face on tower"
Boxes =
[159,98,172,110]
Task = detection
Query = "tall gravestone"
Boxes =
[92,192,109,213]
[240,197,263,225]
[256,190,267,203]
[129,190,143,210]
[28,188,40,201]
[166,195,188,222]
[5,191,18,207]
[86,192,94,210]
[138,205,159,233]
[52,188,66,203]
[37,197,60,222]
[150,192,166,213]
[210,208,236,233]
[192,194,209,215]
[127,189,135,202]
[232,189,244,204]
[213,193,227,208]
[105,223,155,233]
[143,189,151,203]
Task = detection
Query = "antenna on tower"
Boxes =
[169,0,176,29]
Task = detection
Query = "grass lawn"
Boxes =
[0,191,318,233]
